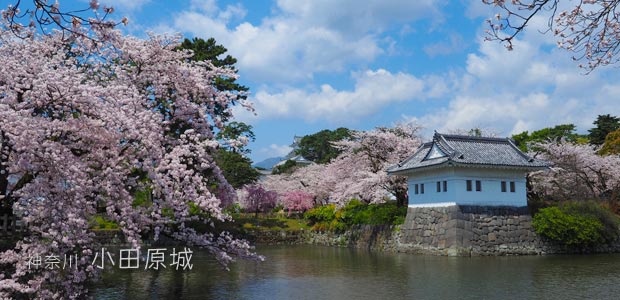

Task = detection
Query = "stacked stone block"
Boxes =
[399,205,543,256]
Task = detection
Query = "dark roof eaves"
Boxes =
[449,161,549,169]
[389,159,548,175]
[387,160,452,175]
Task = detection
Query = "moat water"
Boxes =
[92,245,620,299]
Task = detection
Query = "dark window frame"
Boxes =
[437,181,441,192]
[443,181,447,192]
[510,181,516,193]
[414,184,419,195]
[501,181,507,193]
[421,183,425,194]
[466,180,472,191]
[475,180,482,192]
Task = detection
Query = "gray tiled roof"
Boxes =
[388,133,548,174]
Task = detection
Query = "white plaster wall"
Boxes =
[406,166,529,207]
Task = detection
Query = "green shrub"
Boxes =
[224,203,242,217]
[304,200,407,231]
[90,215,119,230]
[366,203,407,225]
[340,200,406,226]
[533,201,620,247]
[392,215,406,225]
[560,201,620,243]
[340,199,369,225]
[272,204,284,214]
[304,204,336,224]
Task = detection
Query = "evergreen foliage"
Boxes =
[214,149,260,189]
[512,124,586,152]
[589,114,620,146]
[600,130,620,155]
[297,128,352,164]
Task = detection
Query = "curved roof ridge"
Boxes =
[434,132,455,153]
[506,138,537,162]
[438,133,512,143]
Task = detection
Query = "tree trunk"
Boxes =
[0,131,10,215]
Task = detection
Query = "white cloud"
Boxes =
[165,0,443,83]
[275,0,442,35]
[235,69,438,123]
[260,144,292,158]
[406,33,620,136]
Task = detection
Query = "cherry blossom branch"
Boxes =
[483,0,620,72]
[1,0,128,41]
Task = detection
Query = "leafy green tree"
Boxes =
[512,124,585,152]
[179,37,249,121]
[214,149,260,189]
[588,114,620,146]
[180,38,259,186]
[180,37,248,94]
[600,130,620,156]
[297,128,352,164]
[217,121,255,154]
[214,122,259,187]
[271,160,298,175]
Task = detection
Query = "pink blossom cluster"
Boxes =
[530,141,620,201]
[484,0,620,71]
[239,185,277,216]
[0,23,258,298]
[263,123,422,207]
[281,190,314,215]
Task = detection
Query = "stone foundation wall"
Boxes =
[302,225,400,252]
[399,205,541,255]
[398,205,620,256]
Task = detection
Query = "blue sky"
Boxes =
[93,0,620,163]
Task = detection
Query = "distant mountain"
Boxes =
[252,156,283,170]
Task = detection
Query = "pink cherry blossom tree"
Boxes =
[263,163,331,205]
[325,123,422,206]
[263,124,422,207]
[529,141,620,203]
[483,0,620,71]
[240,185,278,218]
[0,23,257,299]
[281,190,314,216]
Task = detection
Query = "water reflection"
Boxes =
[92,245,620,300]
